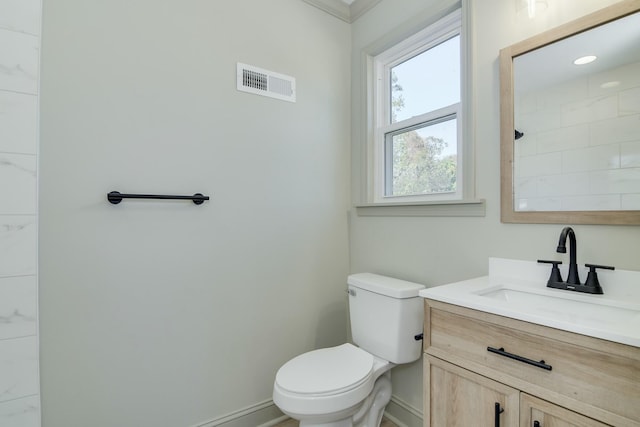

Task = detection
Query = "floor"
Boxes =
[274,417,398,427]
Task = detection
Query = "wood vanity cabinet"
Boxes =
[423,299,640,427]
[519,394,609,427]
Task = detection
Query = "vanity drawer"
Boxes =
[424,300,640,426]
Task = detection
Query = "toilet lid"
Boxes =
[276,343,374,396]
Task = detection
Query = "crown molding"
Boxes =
[302,0,383,23]
[302,0,351,22]
[349,0,383,22]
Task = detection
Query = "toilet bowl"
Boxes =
[273,344,392,426]
[273,273,425,427]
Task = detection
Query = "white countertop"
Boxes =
[419,258,640,348]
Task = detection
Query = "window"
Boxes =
[371,9,465,204]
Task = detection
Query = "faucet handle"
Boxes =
[585,263,615,271]
[583,264,615,294]
[537,259,563,285]
[538,259,562,265]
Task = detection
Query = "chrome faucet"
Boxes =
[557,226,580,285]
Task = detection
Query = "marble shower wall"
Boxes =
[0,0,41,426]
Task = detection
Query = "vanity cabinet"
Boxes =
[423,299,640,427]
[520,394,609,427]
[427,356,519,426]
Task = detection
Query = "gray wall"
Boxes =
[0,0,41,425]
[39,1,350,426]
[35,0,640,426]
[350,0,640,416]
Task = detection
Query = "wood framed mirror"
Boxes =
[500,0,640,224]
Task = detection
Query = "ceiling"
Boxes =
[514,10,640,93]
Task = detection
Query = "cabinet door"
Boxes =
[425,355,519,427]
[520,394,610,427]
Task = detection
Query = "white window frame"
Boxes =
[369,7,469,205]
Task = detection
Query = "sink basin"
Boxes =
[477,286,640,329]
[419,258,640,347]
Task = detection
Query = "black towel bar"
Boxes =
[107,191,209,205]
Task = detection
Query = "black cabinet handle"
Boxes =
[488,346,552,371]
[534,421,541,427]
[495,402,504,427]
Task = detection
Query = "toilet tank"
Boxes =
[347,273,425,364]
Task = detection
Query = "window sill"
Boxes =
[354,199,485,217]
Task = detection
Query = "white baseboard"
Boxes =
[192,399,284,427]
[384,396,423,427]
[257,414,290,427]
[192,394,422,427]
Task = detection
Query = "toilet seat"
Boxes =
[273,343,380,416]
[276,343,374,396]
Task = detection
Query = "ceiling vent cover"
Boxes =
[237,63,296,103]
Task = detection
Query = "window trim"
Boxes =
[358,0,482,215]
[373,8,462,204]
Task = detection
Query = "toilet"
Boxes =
[273,273,425,427]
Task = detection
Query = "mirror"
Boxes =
[500,1,640,224]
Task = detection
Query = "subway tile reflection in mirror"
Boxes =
[512,11,640,212]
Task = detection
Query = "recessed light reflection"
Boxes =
[601,81,620,89]
[573,55,597,65]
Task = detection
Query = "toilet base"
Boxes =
[297,371,392,427]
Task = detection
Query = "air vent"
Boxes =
[237,63,296,103]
